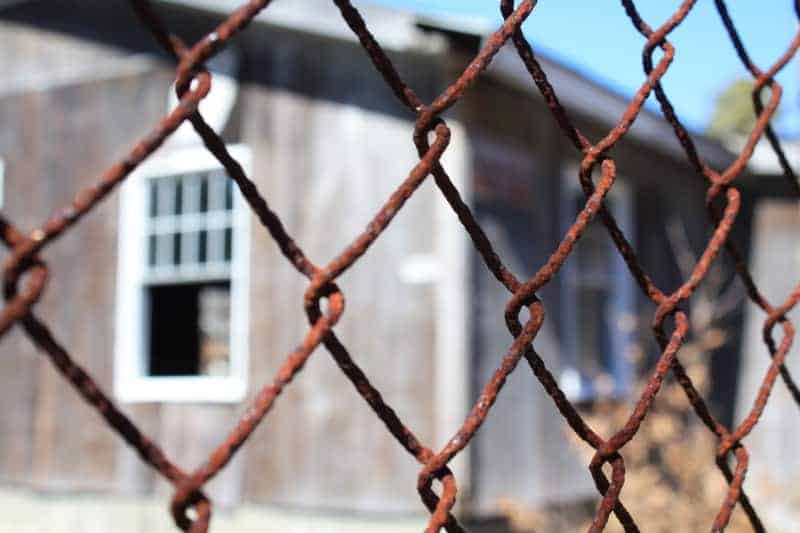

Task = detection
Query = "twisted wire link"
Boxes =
[0,0,798,531]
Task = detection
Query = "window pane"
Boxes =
[224,227,233,262]
[199,175,209,213]
[148,234,157,267]
[155,233,173,267]
[564,185,631,398]
[156,178,176,217]
[198,229,207,263]
[225,178,233,210]
[182,175,201,214]
[182,230,200,266]
[173,232,182,266]
[149,181,158,218]
[207,228,225,263]
[208,171,227,212]
[174,178,183,215]
[144,170,237,274]
[576,223,610,279]
[576,286,610,377]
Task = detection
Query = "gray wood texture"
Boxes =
[0,7,766,522]
[735,200,800,529]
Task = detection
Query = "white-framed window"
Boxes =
[114,145,251,403]
[559,165,636,402]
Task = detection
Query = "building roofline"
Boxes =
[159,0,434,53]
[741,137,800,175]
[487,45,736,170]
[2,0,736,169]
[157,0,733,168]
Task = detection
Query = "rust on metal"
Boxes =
[1,0,799,531]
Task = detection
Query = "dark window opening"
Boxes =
[561,184,634,401]
[572,221,614,383]
[148,281,231,377]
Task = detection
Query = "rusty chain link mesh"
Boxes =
[2,0,800,531]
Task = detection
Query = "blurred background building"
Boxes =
[0,0,798,531]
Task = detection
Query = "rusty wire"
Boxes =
[1,0,799,531]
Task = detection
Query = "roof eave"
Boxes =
[157,0,436,54]
[487,45,736,170]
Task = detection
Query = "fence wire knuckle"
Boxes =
[1,0,799,531]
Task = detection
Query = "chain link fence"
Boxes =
[2,0,800,531]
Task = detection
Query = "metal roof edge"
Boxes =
[4,0,736,167]
[157,0,432,53]
[487,45,736,169]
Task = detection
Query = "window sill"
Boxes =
[115,376,247,403]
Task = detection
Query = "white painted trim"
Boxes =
[134,144,241,178]
[159,0,442,54]
[165,48,239,148]
[115,376,247,404]
[434,122,471,499]
[148,212,233,234]
[114,144,251,403]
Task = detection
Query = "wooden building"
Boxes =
[733,139,800,529]
[0,0,785,530]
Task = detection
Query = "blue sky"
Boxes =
[374,0,799,137]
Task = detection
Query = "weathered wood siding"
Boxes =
[0,18,451,515]
[735,199,800,530]
[0,54,169,490]
[466,134,594,511]
[235,86,442,512]
[453,73,752,513]
[0,6,759,524]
